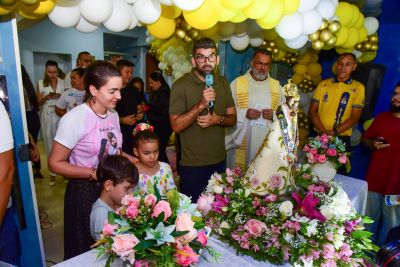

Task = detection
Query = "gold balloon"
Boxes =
[319,29,333,42]
[371,44,378,51]
[319,19,328,31]
[272,47,279,55]
[269,41,276,47]
[302,78,308,83]
[290,57,297,64]
[326,35,337,46]
[328,21,341,33]
[184,35,192,43]
[308,32,320,42]
[188,29,199,39]
[20,0,37,5]
[180,20,192,31]
[0,0,16,5]
[262,41,267,46]
[312,40,324,50]
[175,29,186,39]
[364,42,372,50]
[355,43,363,50]
[308,80,313,86]
[370,35,378,43]
[175,17,182,25]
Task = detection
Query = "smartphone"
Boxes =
[376,137,388,144]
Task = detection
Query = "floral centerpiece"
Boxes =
[303,134,351,172]
[197,166,378,266]
[94,189,216,267]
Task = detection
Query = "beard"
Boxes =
[390,102,400,113]
[251,67,268,81]
[195,64,215,76]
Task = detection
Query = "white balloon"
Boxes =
[48,0,81,28]
[249,37,264,47]
[229,34,250,51]
[302,10,322,34]
[104,0,132,32]
[75,16,100,33]
[317,0,336,20]
[158,0,173,5]
[352,49,362,59]
[276,13,304,40]
[124,0,137,3]
[128,8,139,29]
[172,0,204,11]
[298,0,320,12]
[284,34,308,49]
[133,0,161,24]
[364,17,379,35]
[80,0,113,24]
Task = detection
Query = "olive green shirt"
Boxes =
[170,70,235,166]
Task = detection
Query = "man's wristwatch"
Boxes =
[219,116,225,126]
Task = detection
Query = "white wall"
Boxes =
[18,19,147,84]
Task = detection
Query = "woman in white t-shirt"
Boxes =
[48,61,136,260]
[37,60,65,185]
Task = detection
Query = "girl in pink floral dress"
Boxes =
[133,124,176,196]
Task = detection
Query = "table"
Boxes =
[55,175,367,267]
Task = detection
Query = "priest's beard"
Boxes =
[251,67,268,81]
[390,102,400,113]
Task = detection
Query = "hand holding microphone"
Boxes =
[204,73,215,114]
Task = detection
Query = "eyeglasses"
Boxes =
[253,61,271,68]
[195,53,217,63]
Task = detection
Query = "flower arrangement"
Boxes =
[303,134,351,172]
[197,165,378,266]
[133,122,154,136]
[94,189,216,267]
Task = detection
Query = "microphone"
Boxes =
[205,73,214,114]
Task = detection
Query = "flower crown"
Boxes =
[132,123,154,136]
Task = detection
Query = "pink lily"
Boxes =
[212,195,230,213]
[292,192,326,221]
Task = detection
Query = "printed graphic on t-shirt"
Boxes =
[335,92,350,125]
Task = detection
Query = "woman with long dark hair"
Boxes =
[147,71,172,163]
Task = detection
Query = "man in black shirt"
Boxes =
[115,60,144,155]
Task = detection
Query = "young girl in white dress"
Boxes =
[37,60,65,186]
[133,123,176,196]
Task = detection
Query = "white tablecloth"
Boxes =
[55,175,367,267]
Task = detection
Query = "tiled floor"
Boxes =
[34,142,66,266]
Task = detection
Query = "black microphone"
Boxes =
[205,73,214,114]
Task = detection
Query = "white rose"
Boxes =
[213,185,224,194]
[320,188,352,220]
[305,219,318,237]
[284,232,293,243]
[279,201,293,217]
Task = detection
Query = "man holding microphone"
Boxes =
[169,37,236,202]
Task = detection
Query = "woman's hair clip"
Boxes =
[132,123,154,136]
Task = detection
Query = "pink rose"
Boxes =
[152,200,172,221]
[317,154,327,163]
[134,260,149,267]
[307,152,316,163]
[225,168,234,176]
[265,194,277,202]
[103,222,118,236]
[326,148,337,157]
[269,174,283,190]
[303,144,310,152]
[174,245,199,266]
[111,234,139,264]
[338,154,347,164]
[121,194,139,208]
[175,212,197,244]
[309,148,318,155]
[244,219,266,237]
[320,134,329,144]
[144,194,157,207]
[196,231,208,247]
[126,205,139,219]
[197,194,214,215]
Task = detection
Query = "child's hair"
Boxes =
[133,129,159,149]
[96,155,139,186]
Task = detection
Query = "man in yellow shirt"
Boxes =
[309,53,365,147]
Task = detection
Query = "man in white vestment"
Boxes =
[226,48,285,168]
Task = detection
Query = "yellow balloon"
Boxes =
[161,5,182,19]
[307,63,322,76]
[363,118,374,131]
[0,3,15,15]
[342,27,359,49]
[263,29,278,40]
[256,0,284,29]
[309,51,319,63]
[311,75,322,85]
[220,0,253,9]
[293,64,307,75]
[27,0,55,16]
[199,23,219,37]
[336,2,353,26]
[354,13,364,29]
[283,0,299,14]
[214,0,237,22]
[335,47,353,54]
[19,0,37,5]
[273,49,286,61]
[218,21,235,37]
[183,0,218,30]
[147,16,176,40]
[229,11,247,23]
[348,4,360,27]
[243,0,271,19]
[359,51,377,63]
[297,52,311,65]
[359,27,368,43]
[335,26,349,47]
[291,73,304,84]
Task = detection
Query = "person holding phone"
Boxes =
[362,83,400,245]
[37,60,65,186]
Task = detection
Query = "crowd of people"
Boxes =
[1,37,399,264]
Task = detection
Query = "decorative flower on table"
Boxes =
[303,134,351,172]
[94,188,217,267]
[197,166,378,266]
